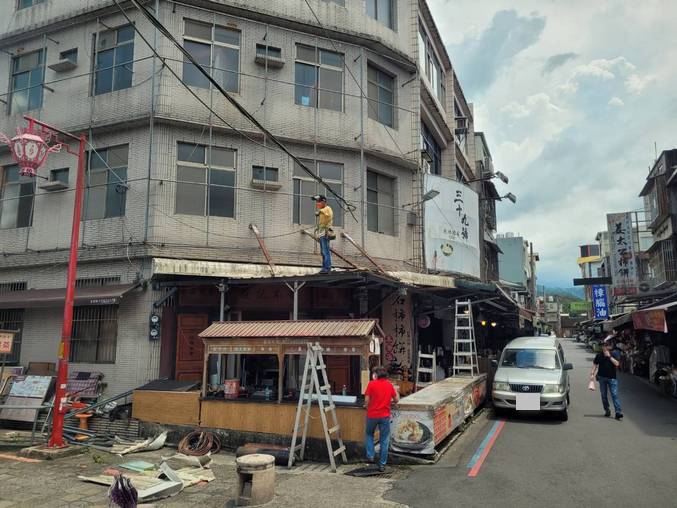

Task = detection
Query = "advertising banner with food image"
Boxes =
[390,410,435,455]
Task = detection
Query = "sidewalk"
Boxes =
[0,445,407,508]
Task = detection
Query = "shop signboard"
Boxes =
[381,293,413,372]
[592,285,609,320]
[632,309,667,333]
[390,376,486,455]
[0,331,14,354]
[423,174,480,278]
[570,301,590,314]
[606,212,638,296]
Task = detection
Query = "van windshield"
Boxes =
[500,349,560,370]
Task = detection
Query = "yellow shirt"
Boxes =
[318,205,333,232]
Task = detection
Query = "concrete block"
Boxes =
[17,444,86,460]
[236,454,276,506]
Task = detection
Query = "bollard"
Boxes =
[235,453,276,506]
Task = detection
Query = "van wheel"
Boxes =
[558,408,568,421]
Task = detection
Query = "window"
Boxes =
[256,44,282,59]
[366,0,395,29]
[70,306,118,364]
[294,44,344,112]
[252,166,279,182]
[456,164,465,183]
[84,145,128,220]
[420,122,441,175]
[323,0,345,5]
[418,24,445,108]
[367,64,395,127]
[50,168,69,184]
[0,165,35,229]
[367,170,395,235]
[0,309,23,365]
[18,0,44,8]
[175,142,236,218]
[293,160,343,227]
[94,24,134,95]
[60,48,78,64]
[10,50,45,114]
[183,20,240,92]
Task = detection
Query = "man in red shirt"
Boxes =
[364,366,399,471]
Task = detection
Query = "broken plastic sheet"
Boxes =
[110,431,168,456]
[161,452,212,469]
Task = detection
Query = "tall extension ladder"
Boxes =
[453,300,480,377]
[288,343,347,472]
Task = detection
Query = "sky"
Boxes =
[428,0,677,287]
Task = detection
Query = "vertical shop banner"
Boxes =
[592,285,609,319]
[606,212,638,296]
[381,293,413,372]
[423,174,480,278]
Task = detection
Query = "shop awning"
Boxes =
[631,301,677,333]
[610,313,633,329]
[0,284,140,309]
[200,319,381,339]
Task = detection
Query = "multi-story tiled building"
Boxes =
[0,0,479,394]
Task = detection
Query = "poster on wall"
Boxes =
[381,293,413,372]
[423,174,480,278]
[606,212,638,296]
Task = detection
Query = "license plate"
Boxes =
[516,393,540,410]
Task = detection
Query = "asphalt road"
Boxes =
[387,338,677,508]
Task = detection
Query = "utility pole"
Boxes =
[529,242,537,312]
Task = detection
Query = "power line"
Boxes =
[120,0,356,220]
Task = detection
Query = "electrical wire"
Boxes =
[120,0,357,219]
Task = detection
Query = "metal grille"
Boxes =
[0,309,23,364]
[70,305,118,364]
[0,282,27,293]
[75,276,121,288]
[509,384,543,393]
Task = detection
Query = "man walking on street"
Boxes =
[590,338,623,420]
[313,195,333,274]
[364,366,399,472]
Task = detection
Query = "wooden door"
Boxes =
[325,355,351,395]
[175,314,209,381]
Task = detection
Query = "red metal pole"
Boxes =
[48,134,86,448]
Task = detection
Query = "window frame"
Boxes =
[69,305,118,364]
[366,169,396,236]
[366,0,396,30]
[292,159,344,227]
[93,24,135,96]
[367,63,396,128]
[252,165,279,182]
[17,0,45,9]
[0,164,36,229]
[83,145,129,220]
[175,141,237,219]
[10,49,46,114]
[182,19,241,93]
[294,44,345,112]
[420,122,442,175]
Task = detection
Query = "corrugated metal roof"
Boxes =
[199,319,379,338]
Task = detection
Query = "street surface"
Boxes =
[388,338,677,508]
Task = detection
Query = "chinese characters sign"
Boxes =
[423,175,480,277]
[0,331,14,354]
[606,212,637,296]
[381,294,413,372]
[592,285,609,320]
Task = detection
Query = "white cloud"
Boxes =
[625,74,654,94]
[608,97,625,107]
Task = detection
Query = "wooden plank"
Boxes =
[132,390,200,426]
[200,400,366,443]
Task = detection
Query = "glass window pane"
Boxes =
[11,89,28,114]
[377,0,392,26]
[379,97,394,127]
[319,67,342,111]
[267,46,281,58]
[15,51,39,72]
[318,161,342,181]
[98,30,116,50]
[367,65,378,82]
[177,165,206,183]
[210,147,236,167]
[367,171,377,190]
[380,204,394,234]
[0,186,19,229]
[295,63,317,107]
[185,20,212,40]
[12,72,29,90]
[367,202,378,233]
[293,179,301,223]
[294,160,316,177]
[366,0,376,18]
[213,46,239,92]
[106,167,127,218]
[177,142,205,164]
[183,41,211,88]
[85,174,107,220]
[209,169,234,187]
[176,182,205,215]
[208,185,234,217]
[326,197,343,227]
[297,45,316,63]
[17,183,34,228]
[96,49,114,70]
[214,26,240,46]
[115,42,134,64]
[378,71,393,89]
[319,50,343,68]
[28,85,43,111]
[107,145,129,167]
[378,174,394,196]
[253,166,265,180]
[266,168,279,182]
[116,25,135,43]
[29,67,43,87]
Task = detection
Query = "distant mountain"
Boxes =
[537,286,585,299]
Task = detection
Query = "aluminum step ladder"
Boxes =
[453,300,479,377]
[288,342,347,472]
[415,350,437,390]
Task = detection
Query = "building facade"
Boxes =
[474,131,501,283]
[0,0,482,394]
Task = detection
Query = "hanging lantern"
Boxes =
[0,127,61,178]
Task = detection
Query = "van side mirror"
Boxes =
[563,363,573,371]
[491,359,498,368]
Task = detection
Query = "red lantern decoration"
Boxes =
[0,126,61,177]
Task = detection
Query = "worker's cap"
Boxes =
[311,194,327,202]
